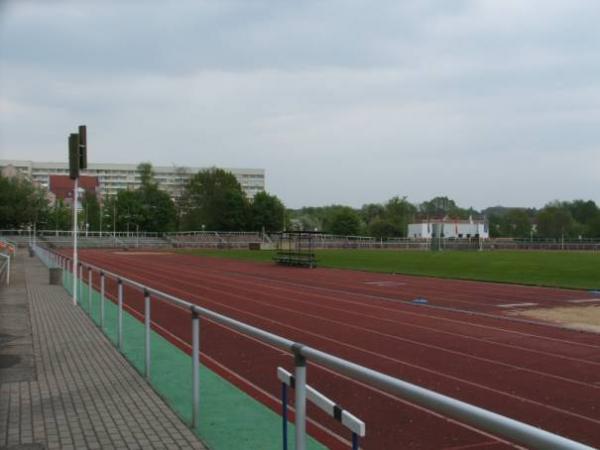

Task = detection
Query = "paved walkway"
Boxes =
[0,251,206,450]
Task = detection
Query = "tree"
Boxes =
[566,200,598,226]
[504,209,531,238]
[80,191,101,231]
[360,203,385,225]
[249,191,285,233]
[0,175,48,229]
[586,214,600,238]
[180,168,250,231]
[140,187,176,232]
[324,207,361,235]
[115,190,145,233]
[289,214,321,231]
[137,162,158,189]
[419,196,466,219]
[47,200,71,231]
[536,203,577,239]
[384,196,416,237]
[368,218,398,239]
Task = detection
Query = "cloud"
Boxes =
[0,0,599,209]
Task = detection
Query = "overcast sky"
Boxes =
[1,0,599,209]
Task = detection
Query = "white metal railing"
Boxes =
[6,229,600,251]
[31,243,596,450]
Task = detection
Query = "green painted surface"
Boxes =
[62,271,325,450]
[177,248,600,290]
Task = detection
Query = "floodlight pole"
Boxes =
[72,177,78,305]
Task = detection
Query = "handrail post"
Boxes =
[78,263,83,305]
[144,289,151,380]
[352,433,359,450]
[100,272,105,328]
[88,267,92,314]
[192,309,200,428]
[282,381,289,450]
[117,279,123,350]
[293,344,307,450]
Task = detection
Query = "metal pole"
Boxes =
[293,346,307,450]
[282,382,288,450]
[118,279,123,350]
[192,312,200,428]
[72,177,78,305]
[88,267,92,314]
[78,264,83,305]
[144,290,151,380]
[100,272,105,328]
[352,433,359,450]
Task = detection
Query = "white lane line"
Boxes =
[497,302,538,308]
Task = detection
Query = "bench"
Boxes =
[273,251,317,268]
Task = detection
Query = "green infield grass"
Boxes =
[176,248,600,290]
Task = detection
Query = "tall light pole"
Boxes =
[69,125,87,306]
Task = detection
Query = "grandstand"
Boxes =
[168,231,268,249]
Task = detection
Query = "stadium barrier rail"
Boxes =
[30,243,597,450]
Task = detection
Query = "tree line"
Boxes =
[1,166,599,239]
[0,163,285,234]
[289,197,600,239]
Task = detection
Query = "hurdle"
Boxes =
[277,367,365,450]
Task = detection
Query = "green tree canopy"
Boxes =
[536,203,578,239]
[323,207,361,235]
[249,191,285,233]
[360,203,385,226]
[99,163,176,233]
[137,162,158,189]
[489,208,531,238]
[419,196,467,219]
[47,200,71,231]
[368,218,398,239]
[180,168,249,231]
[80,191,101,231]
[0,175,48,229]
[384,196,417,237]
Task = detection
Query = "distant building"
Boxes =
[408,218,489,239]
[0,160,265,200]
[48,175,100,208]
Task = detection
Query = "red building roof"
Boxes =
[49,175,99,201]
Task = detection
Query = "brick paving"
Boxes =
[0,252,206,449]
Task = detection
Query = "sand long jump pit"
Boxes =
[516,305,600,333]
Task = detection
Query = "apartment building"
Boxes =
[0,160,265,199]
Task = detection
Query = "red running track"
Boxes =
[70,249,600,449]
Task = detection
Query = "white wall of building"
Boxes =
[408,221,489,239]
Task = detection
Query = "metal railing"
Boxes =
[0,239,14,286]
[31,243,595,450]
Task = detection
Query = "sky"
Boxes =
[0,0,599,210]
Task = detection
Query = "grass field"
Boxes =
[176,249,600,290]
